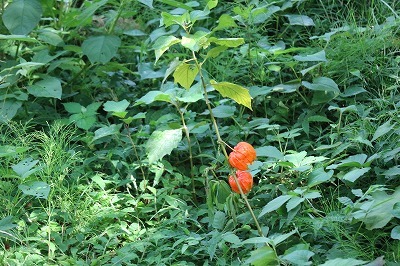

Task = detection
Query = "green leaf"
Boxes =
[284,14,315,26]
[342,167,370,182]
[391,226,400,240]
[206,46,228,59]
[211,105,236,118]
[371,120,395,142]
[302,77,339,93]
[27,77,62,99]
[176,83,204,103]
[19,181,50,199]
[256,146,283,159]
[212,211,226,230]
[92,124,122,142]
[82,35,121,64]
[0,34,39,42]
[209,37,245,47]
[103,100,130,117]
[138,0,153,8]
[2,0,42,35]
[11,157,40,179]
[146,129,183,164]
[65,0,108,28]
[0,216,17,231]
[63,102,82,114]
[286,196,305,212]
[308,168,333,187]
[161,11,190,27]
[244,245,279,266]
[181,31,209,52]
[259,195,292,217]
[207,0,218,9]
[294,50,327,62]
[173,62,199,89]
[135,90,172,105]
[153,36,180,63]
[210,80,252,110]
[213,14,238,31]
[159,0,193,11]
[0,145,28,157]
[0,100,22,123]
[319,258,367,266]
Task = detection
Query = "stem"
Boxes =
[124,124,146,181]
[176,105,196,201]
[192,51,265,239]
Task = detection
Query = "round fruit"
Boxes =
[228,142,257,170]
[228,170,253,194]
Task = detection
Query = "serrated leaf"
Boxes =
[153,36,180,63]
[2,0,42,35]
[27,77,62,99]
[146,129,182,164]
[82,35,121,64]
[210,80,252,110]
[259,195,292,217]
[173,62,199,89]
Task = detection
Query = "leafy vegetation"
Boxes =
[1,0,400,265]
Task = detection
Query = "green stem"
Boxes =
[192,51,265,239]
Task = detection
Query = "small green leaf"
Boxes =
[176,83,204,103]
[308,168,333,187]
[146,129,183,164]
[82,35,121,64]
[0,100,22,122]
[161,11,190,27]
[27,77,62,99]
[256,146,283,159]
[259,195,292,217]
[210,80,252,110]
[173,62,199,89]
[206,46,228,59]
[211,105,236,118]
[63,102,82,114]
[181,31,209,52]
[153,36,180,63]
[2,0,42,35]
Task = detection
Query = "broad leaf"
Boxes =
[0,216,17,231]
[11,157,40,179]
[256,146,283,159]
[27,77,62,99]
[259,195,292,217]
[92,124,122,142]
[2,0,42,35]
[244,245,278,266]
[82,35,121,64]
[320,258,367,266]
[146,129,183,164]
[342,167,370,182]
[391,226,400,240]
[0,100,22,123]
[19,181,50,199]
[285,14,315,26]
[173,62,199,89]
[210,80,252,110]
[181,31,209,52]
[161,11,190,27]
[209,37,245,47]
[371,120,395,142]
[103,100,130,118]
[213,14,238,31]
[308,168,333,187]
[294,50,327,62]
[153,36,180,63]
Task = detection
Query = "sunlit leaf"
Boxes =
[210,80,252,110]
[209,37,245,47]
[146,129,183,164]
[173,62,199,89]
[244,245,278,266]
[153,36,180,63]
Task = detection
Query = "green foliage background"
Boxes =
[0,0,400,265]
